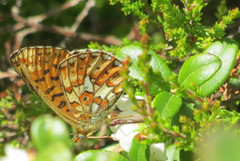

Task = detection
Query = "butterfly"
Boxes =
[10,46,123,142]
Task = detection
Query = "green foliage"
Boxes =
[110,0,240,58]
[153,92,182,119]
[129,138,149,161]
[117,39,240,160]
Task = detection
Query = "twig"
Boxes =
[71,0,95,32]
[27,0,84,24]
[60,0,96,47]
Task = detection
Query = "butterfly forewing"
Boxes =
[10,47,79,128]
[58,50,123,122]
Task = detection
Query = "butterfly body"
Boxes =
[10,46,123,139]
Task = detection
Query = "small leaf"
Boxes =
[178,40,239,96]
[153,92,182,119]
[129,138,149,161]
[178,54,221,88]
[199,39,239,96]
[149,49,172,81]
[149,73,170,96]
[116,43,143,61]
[74,150,128,161]
[116,43,172,81]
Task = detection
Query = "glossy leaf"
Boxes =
[178,54,221,88]
[178,40,238,96]
[74,150,128,161]
[149,49,172,81]
[199,40,239,96]
[153,92,182,119]
[116,43,143,61]
[116,43,172,81]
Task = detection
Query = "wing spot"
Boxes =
[44,69,50,75]
[58,101,66,109]
[37,52,42,56]
[51,76,59,81]
[53,64,58,68]
[45,86,55,94]
[52,93,64,101]
[105,70,110,74]
[35,77,45,82]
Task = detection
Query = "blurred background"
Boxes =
[0,0,240,160]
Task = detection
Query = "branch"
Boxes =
[71,0,95,32]
[27,0,84,24]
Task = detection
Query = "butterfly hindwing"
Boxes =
[58,49,123,121]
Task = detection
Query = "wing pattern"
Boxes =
[10,47,123,137]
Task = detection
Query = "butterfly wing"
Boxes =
[10,46,79,128]
[58,49,123,124]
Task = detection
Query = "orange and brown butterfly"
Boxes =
[10,46,123,142]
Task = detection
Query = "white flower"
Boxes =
[111,96,143,152]
[150,143,167,161]
[110,123,140,152]
[1,144,29,161]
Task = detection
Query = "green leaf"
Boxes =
[116,43,143,79]
[153,92,182,119]
[116,43,143,61]
[171,102,194,126]
[74,150,128,161]
[198,40,239,96]
[148,73,171,96]
[178,40,239,96]
[31,115,70,151]
[129,138,149,161]
[178,54,221,89]
[149,49,172,81]
[166,144,180,161]
[35,142,73,161]
[116,43,172,81]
